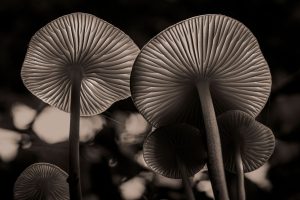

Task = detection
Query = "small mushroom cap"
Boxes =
[143,124,207,179]
[217,110,275,173]
[131,14,271,127]
[21,12,139,116]
[14,162,69,200]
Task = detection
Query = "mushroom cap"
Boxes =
[131,14,271,127]
[143,124,207,179]
[217,110,275,173]
[21,12,139,116]
[14,162,69,200]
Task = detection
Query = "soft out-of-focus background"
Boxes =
[0,0,300,199]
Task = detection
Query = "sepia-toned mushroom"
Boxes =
[131,14,271,200]
[21,12,139,200]
[14,163,69,200]
[217,110,275,200]
[143,124,207,200]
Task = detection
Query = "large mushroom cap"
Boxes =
[131,14,271,127]
[217,110,275,173]
[22,12,139,116]
[143,124,207,179]
[14,162,69,200]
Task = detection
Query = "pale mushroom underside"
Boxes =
[217,110,275,173]
[22,12,139,116]
[143,124,207,179]
[131,14,271,128]
[14,162,69,200]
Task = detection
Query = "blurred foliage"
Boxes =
[0,0,300,199]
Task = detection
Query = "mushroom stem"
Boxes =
[235,146,245,200]
[196,81,229,200]
[226,171,238,200]
[176,156,196,200]
[68,71,82,200]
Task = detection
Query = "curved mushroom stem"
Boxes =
[176,156,196,200]
[235,146,245,200]
[68,71,82,200]
[196,81,229,200]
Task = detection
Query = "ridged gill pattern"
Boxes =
[217,110,275,173]
[22,12,139,116]
[131,14,271,127]
[143,124,207,179]
[14,163,69,200]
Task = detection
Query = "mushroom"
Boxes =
[21,12,139,200]
[130,14,271,199]
[217,110,275,200]
[143,124,207,200]
[14,162,69,200]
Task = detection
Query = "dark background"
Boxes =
[0,0,300,199]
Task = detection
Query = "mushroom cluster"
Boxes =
[131,14,272,200]
[19,12,275,200]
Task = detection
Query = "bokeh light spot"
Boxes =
[33,107,106,144]
[11,103,37,130]
[0,128,22,162]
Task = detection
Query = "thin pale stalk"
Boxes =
[176,156,196,200]
[196,81,229,200]
[68,71,82,200]
[235,146,245,200]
